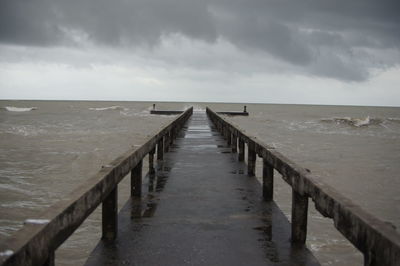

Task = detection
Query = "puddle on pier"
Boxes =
[131,163,171,219]
[229,169,245,175]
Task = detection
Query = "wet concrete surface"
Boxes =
[85,112,320,266]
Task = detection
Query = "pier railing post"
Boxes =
[238,137,245,161]
[247,141,256,176]
[102,186,118,240]
[131,159,143,197]
[227,130,232,146]
[231,132,237,153]
[157,137,164,160]
[164,132,170,152]
[169,130,174,145]
[364,251,377,266]
[262,159,274,201]
[291,189,308,245]
[42,251,55,266]
[149,147,155,174]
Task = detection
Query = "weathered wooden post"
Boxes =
[149,147,155,174]
[291,189,308,244]
[227,129,232,146]
[169,130,174,145]
[231,132,237,153]
[262,159,274,201]
[364,251,377,266]
[43,251,55,266]
[164,132,170,152]
[131,159,143,197]
[157,137,164,160]
[248,141,256,176]
[102,186,118,240]
[238,137,245,161]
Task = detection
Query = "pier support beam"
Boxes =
[131,160,143,197]
[164,133,170,152]
[291,189,308,245]
[149,147,155,174]
[43,251,55,266]
[238,138,245,161]
[262,159,274,201]
[157,137,164,160]
[102,186,118,240]
[364,251,377,266]
[247,141,256,176]
[231,133,237,153]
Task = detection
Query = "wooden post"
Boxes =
[169,130,174,145]
[263,159,274,201]
[291,189,308,244]
[157,137,164,160]
[238,138,245,161]
[42,251,55,266]
[149,147,155,174]
[227,130,232,146]
[364,251,377,266]
[231,133,237,153]
[247,141,256,176]
[131,159,143,197]
[164,133,169,152]
[102,186,118,240]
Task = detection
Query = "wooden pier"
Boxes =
[1,107,400,266]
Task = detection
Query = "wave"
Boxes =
[88,106,126,111]
[387,117,400,123]
[321,116,383,127]
[3,106,37,112]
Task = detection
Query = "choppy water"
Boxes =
[0,101,399,265]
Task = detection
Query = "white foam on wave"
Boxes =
[3,125,45,136]
[388,117,400,123]
[24,219,50,225]
[0,249,14,257]
[321,116,379,127]
[89,106,127,111]
[3,106,37,112]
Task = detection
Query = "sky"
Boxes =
[0,0,399,106]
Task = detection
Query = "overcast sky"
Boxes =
[1,0,399,106]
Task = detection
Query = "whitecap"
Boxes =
[3,106,37,112]
[387,117,400,123]
[321,116,379,127]
[353,116,370,127]
[24,219,50,225]
[88,106,126,111]
[0,250,14,257]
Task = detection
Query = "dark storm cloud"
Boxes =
[1,0,399,81]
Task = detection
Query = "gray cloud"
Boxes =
[1,0,399,81]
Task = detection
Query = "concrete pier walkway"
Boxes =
[85,111,319,266]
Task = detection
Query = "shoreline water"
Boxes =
[1,100,399,265]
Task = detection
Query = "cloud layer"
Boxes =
[1,0,400,83]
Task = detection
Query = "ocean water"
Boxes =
[0,100,399,265]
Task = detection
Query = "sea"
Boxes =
[0,100,399,266]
